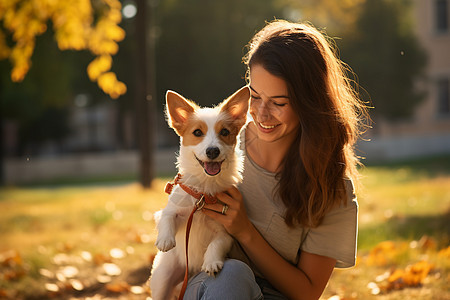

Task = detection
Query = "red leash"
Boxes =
[165,174,218,299]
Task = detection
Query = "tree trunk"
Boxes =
[135,0,155,188]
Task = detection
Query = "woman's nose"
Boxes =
[255,101,270,121]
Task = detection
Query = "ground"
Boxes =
[0,156,449,299]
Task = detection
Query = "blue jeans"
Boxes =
[184,259,287,300]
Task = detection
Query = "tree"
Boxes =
[340,0,427,120]
[155,0,283,107]
[281,0,427,120]
[280,0,364,35]
[135,0,156,188]
[0,0,127,99]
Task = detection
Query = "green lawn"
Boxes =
[0,156,449,299]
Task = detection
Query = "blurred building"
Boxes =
[3,102,177,184]
[359,0,450,162]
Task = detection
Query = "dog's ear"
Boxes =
[166,90,198,136]
[220,86,250,129]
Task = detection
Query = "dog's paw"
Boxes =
[155,236,176,252]
[201,260,224,277]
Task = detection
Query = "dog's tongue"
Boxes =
[204,162,221,176]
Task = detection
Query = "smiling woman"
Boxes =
[188,20,370,300]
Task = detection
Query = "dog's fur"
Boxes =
[149,86,250,300]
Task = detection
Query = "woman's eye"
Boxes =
[273,102,287,107]
[193,129,203,137]
[220,128,230,136]
[251,95,261,100]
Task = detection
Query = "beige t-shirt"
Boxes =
[229,126,358,276]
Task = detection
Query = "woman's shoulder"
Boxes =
[323,177,358,218]
[343,177,357,206]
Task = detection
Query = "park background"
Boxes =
[0,0,449,299]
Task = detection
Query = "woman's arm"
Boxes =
[202,186,336,300]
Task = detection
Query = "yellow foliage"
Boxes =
[0,0,127,99]
[88,55,112,81]
[98,72,127,99]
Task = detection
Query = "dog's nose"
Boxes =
[206,147,220,160]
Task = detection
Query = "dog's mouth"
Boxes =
[195,155,224,176]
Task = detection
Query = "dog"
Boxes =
[149,86,250,300]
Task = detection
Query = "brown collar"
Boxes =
[165,173,219,207]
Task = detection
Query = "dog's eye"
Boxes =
[193,129,203,137]
[220,128,230,136]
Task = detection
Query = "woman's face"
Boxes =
[249,64,300,144]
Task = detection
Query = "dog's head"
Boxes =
[165,87,249,184]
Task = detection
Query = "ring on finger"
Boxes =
[221,204,229,215]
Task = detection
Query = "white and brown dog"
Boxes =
[149,86,249,300]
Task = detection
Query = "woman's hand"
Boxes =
[202,186,254,243]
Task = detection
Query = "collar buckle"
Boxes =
[195,195,205,210]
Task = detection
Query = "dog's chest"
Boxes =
[182,213,221,245]
[174,212,224,268]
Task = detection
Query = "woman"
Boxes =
[185,20,368,300]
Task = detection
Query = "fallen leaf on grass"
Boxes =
[367,241,397,266]
[2,268,26,281]
[57,242,75,253]
[0,250,22,267]
[438,245,450,259]
[372,260,434,293]
[0,289,10,297]
[93,253,112,265]
[105,281,130,293]
[417,235,437,251]
[1,250,27,281]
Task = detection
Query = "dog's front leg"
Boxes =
[202,229,234,276]
[155,207,178,252]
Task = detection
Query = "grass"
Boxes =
[357,156,450,250]
[0,155,449,299]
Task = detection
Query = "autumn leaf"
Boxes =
[105,281,130,293]
[438,245,450,259]
[373,260,435,293]
[93,253,112,265]
[366,240,397,266]
[0,250,23,267]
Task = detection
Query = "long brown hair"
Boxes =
[244,20,369,228]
